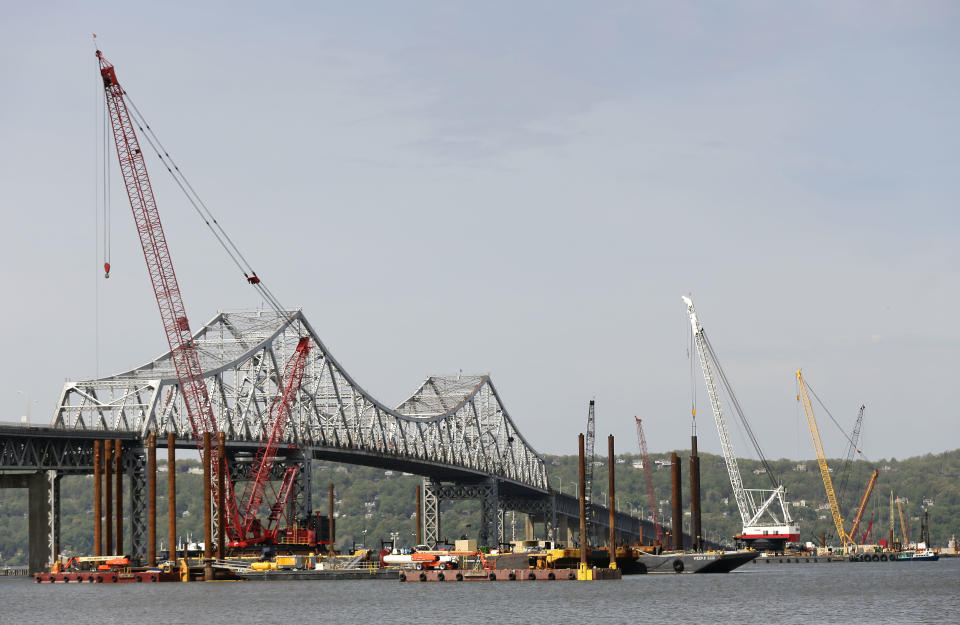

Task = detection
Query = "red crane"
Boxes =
[97,48,311,549]
[232,336,312,546]
[860,518,874,544]
[96,48,240,530]
[634,417,662,542]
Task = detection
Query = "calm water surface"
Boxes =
[2,558,957,624]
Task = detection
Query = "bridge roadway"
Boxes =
[1,310,680,571]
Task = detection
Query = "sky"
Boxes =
[1,1,958,465]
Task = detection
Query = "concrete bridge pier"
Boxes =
[0,471,58,573]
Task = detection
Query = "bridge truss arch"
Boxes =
[51,310,548,491]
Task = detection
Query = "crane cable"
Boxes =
[121,91,288,318]
[800,379,861,452]
[701,330,781,489]
[102,94,112,278]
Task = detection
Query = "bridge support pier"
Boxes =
[422,478,440,547]
[47,470,61,570]
[0,472,57,573]
[478,479,500,548]
[126,444,147,564]
[291,451,312,521]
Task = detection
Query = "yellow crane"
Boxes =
[797,370,853,548]
[897,497,910,546]
[889,490,896,547]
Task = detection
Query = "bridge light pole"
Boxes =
[16,390,36,426]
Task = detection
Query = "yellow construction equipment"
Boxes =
[889,490,896,546]
[897,497,909,546]
[797,370,853,548]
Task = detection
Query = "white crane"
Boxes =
[682,296,799,551]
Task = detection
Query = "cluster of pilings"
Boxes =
[663,435,703,551]
[90,434,178,564]
[92,438,124,556]
[572,430,704,559]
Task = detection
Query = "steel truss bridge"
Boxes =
[3,310,655,570]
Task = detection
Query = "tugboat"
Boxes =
[899,548,939,562]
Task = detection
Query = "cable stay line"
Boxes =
[117,91,290,318]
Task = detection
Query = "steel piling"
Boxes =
[217,432,226,559]
[203,432,213,581]
[167,433,176,561]
[690,435,702,551]
[578,433,587,567]
[608,434,616,569]
[104,439,113,554]
[115,439,123,554]
[671,451,682,550]
[147,433,157,566]
[93,439,102,557]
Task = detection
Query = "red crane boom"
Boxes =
[635,417,662,541]
[98,48,316,551]
[96,48,240,529]
[233,337,312,544]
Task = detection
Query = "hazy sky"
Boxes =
[2,1,958,465]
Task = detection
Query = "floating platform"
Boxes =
[238,568,396,581]
[630,550,758,574]
[398,567,621,582]
[33,570,176,583]
[751,552,905,565]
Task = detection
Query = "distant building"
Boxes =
[793,463,808,472]
[632,461,644,470]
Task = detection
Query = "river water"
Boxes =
[2,558,957,624]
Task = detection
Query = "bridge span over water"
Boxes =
[3,310,655,571]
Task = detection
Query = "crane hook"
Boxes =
[104,262,111,279]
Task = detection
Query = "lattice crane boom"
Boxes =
[682,297,750,523]
[96,48,239,529]
[634,417,662,541]
[796,370,852,547]
[583,400,597,542]
[848,468,879,541]
[235,337,312,542]
[836,405,865,510]
[897,497,909,546]
[682,296,797,549]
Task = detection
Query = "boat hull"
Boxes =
[629,550,758,574]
